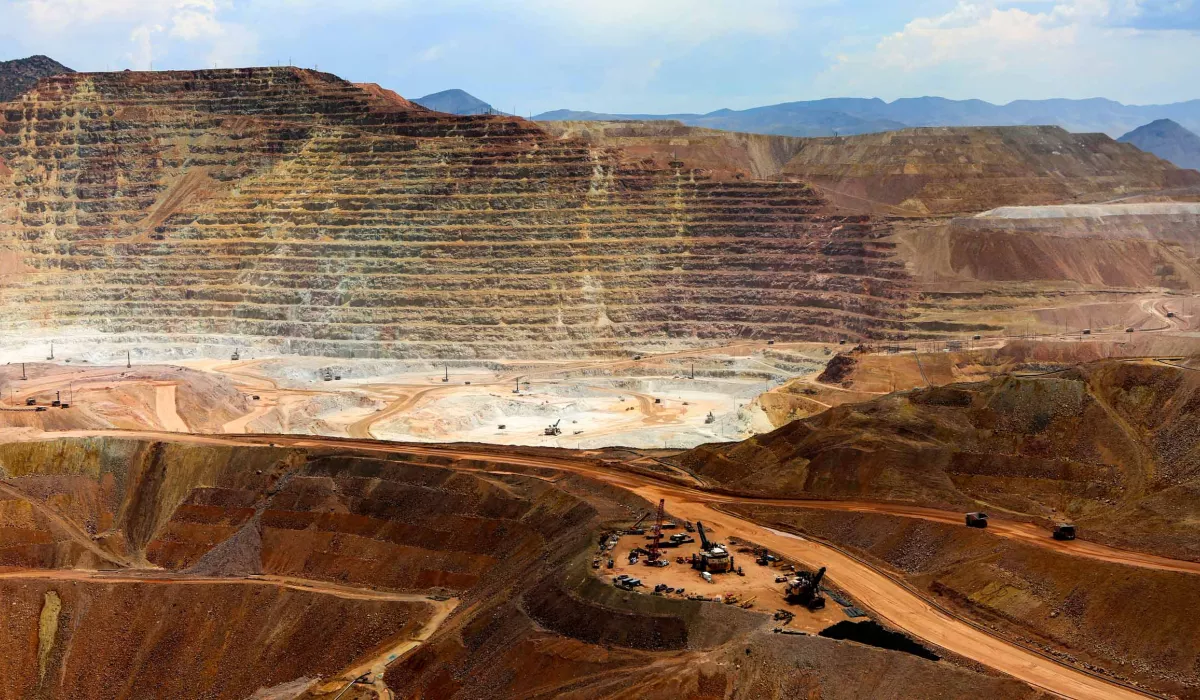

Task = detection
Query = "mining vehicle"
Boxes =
[231,348,240,361]
[1082,329,1091,335]
[965,512,989,528]
[691,522,733,573]
[544,419,562,436]
[25,398,35,406]
[664,532,694,547]
[1052,524,1077,541]
[1168,311,1176,318]
[785,567,827,610]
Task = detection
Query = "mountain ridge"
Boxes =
[0,55,74,103]
[1119,119,1200,171]
[535,95,1200,138]
[413,88,503,115]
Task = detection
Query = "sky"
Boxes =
[1,0,1199,114]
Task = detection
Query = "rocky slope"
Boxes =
[0,55,72,103]
[0,68,907,358]
[781,126,1200,215]
[0,436,1045,699]
[682,360,1200,560]
[1119,118,1200,171]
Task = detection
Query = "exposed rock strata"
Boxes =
[0,68,907,358]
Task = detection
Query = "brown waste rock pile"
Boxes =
[782,125,1200,215]
[0,68,909,358]
[682,360,1200,560]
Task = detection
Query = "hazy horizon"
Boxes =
[1,1,1198,115]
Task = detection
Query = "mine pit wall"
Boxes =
[732,505,1200,698]
[0,579,428,700]
[0,438,600,599]
[0,68,913,358]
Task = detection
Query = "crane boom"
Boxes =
[697,521,711,551]
[647,499,665,562]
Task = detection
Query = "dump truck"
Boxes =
[1052,524,1077,541]
[785,567,827,610]
[965,512,989,528]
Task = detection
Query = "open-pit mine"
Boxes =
[2,62,1200,699]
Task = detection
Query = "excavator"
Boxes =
[785,566,827,610]
[544,419,562,436]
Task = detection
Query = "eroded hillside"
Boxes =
[782,126,1200,215]
[682,360,1200,560]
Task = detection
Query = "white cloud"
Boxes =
[508,0,805,45]
[818,0,1200,102]
[13,0,257,69]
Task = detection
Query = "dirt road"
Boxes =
[0,567,459,699]
[13,430,1163,698]
[0,480,131,568]
[154,384,189,432]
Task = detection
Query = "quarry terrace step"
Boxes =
[0,67,914,356]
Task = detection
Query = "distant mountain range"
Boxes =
[0,55,73,102]
[413,88,504,115]
[535,97,1200,139]
[1119,119,1200,171]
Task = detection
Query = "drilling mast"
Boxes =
[647,499,665,562]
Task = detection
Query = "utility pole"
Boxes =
[690,362,694,380]
[21,363,26,381]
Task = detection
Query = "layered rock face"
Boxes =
[0,68,907,358]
